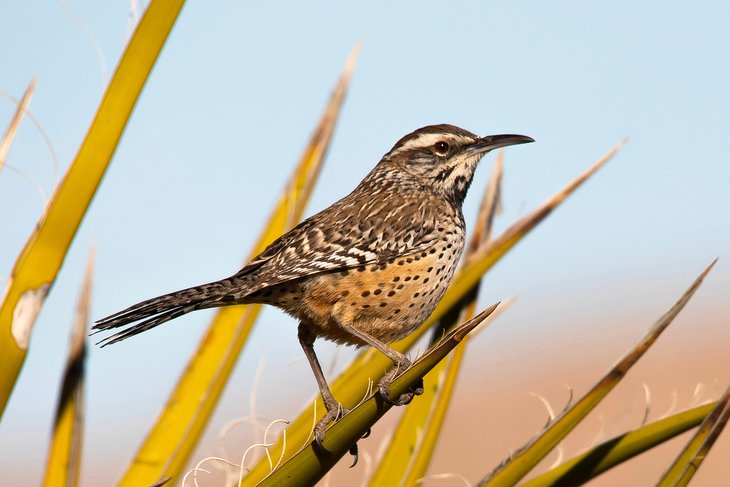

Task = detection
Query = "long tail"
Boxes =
[92,278,243,346]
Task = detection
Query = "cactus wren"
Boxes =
[94,124,533,442]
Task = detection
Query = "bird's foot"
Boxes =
[378,377,424,406]
[377,356,424,406]
[313,401,368,467]
[312,398,371,468]
[313,400,349,449]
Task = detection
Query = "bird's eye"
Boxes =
[434,141,450,155]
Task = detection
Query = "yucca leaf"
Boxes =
[522,402,716,487]
[368,153,504,486]
[117,46,359,487]
[0,78,35,173]
[244,144,622,483]
[42,249,94,487]
[479,260,716,487]
[255,305,498,487]
[657,385,730,487]
[0,0,185,419]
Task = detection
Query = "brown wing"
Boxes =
[232,190,454,293]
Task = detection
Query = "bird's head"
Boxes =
[379,124,533,206]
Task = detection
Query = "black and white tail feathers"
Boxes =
[92,278,240,346]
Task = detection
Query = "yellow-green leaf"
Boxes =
[244,143,621,484]
[42,249,94,487]
[657,385,730,487]
[0,0,185,419]
[117,45,359,487]
[522,402,716,487]
[479,260,716,487]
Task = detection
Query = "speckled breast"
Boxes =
[293,230,465,345]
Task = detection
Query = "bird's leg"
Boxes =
[297,323,347,447]
[344,326,424,407]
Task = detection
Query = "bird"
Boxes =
[93,124,533,443]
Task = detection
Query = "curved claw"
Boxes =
[314,429,326,450]
[313,408,361,468]
[349,443,359,467]
[379,377,425,406]
[379,385,417,406]
[312,403,351,450]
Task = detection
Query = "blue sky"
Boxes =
[1,1,729,485]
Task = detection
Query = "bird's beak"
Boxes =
[466,134,535,155]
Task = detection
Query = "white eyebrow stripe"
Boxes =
[389,133,473,157]
[405,133,448,149]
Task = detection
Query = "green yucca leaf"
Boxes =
[255,305,498,487]
[0,0,185,419]
[522,402,717,487]
[118,46,359,487]
[42,249,94,487]
[479,260,716,487]
[368,153,504,486]
[244,143,622,484]
[657,385,730,487]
